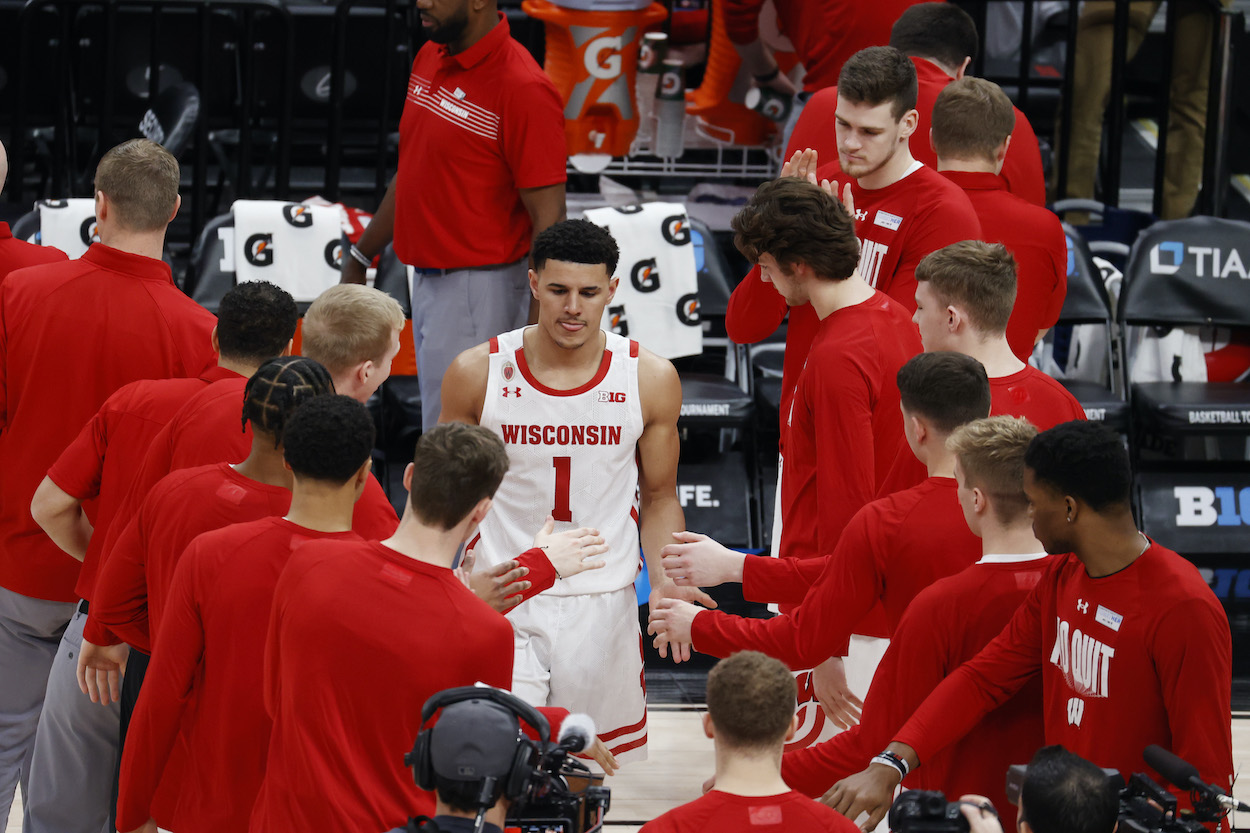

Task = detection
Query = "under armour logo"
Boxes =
[1067,697,1085,727]
[854,209,868,221]
[502,387,521,398]
[1076,599,1089,614]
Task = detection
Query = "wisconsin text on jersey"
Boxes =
[500,424,625,445]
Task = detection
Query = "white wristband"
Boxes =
[348,244,373,268]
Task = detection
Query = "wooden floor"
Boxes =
[6,709,1249,832]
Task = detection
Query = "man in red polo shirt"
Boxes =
[913,242,1085,430]
[0,140,67,282]
[933,78,1067,360]
[23,281,297,833]
[0,139,216,824]
[341,0,567,433]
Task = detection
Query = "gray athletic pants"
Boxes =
[0,586,74,826]
[23,603,118,833]
[410,258,530,431]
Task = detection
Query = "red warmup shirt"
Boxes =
[394,14,566,269]
[942,171,1067,360]
[0,244,216,602]
[779,555,1053,832]
[786,59,1047,206]
[0,222,66,283]
[117,517,363,833]
[780,292,924,577]
[893,542,1234,812]
[693,478,981,665]
[46,367,242,602]
[990,366,1086,430]
[641,789,858,833]
[723,0,922,92]
[725,166,977,450]
[250,540,516,833]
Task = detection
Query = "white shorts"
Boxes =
[508,586,648,763]
[787,634,890,751]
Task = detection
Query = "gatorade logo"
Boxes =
[42,199,69,208]
[630,258,660,293]
[282,203,313,228]
[324,240,343,269]
[676,292,700,326]
[608,304,629,336]
[584,35,623,80]
[244,233,275,267]
[80,217,100,245]
[661,215,691,246]
[613,204,644,215]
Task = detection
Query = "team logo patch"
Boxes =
[502,361,515,381]
[630,258,660,292]
[244,233,275,267]
[661,214,691,246]
[282,203,313,228]
[80,217,100,246]
[502,387,521,398]
[873,210,903,231]
[324,240,343,269]
[597,391,626,403]
[676,292,700,326]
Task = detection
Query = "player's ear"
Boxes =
[899,108,919,140]
[529,268,540,299]
[956,56,971,79]
[210,326,220,357]
[281,338,294,358]
[783,713,798,743]
[946,304,961,333]
[701,712,715,740]
[607,275,619,303]
[972,486,987,515]
[354,458,373,492]
[168,193,182,224]
[403,462,414,493]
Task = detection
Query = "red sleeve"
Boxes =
[513,548,557,601]
[86,507,154,652]
[812,350,877,552]
[725,264,789,345]
[881,189,982,310]
[781,724,874,798]
[47,408,110,500]
[263,553,303,719]
[893,579,1045,765]
[352,477,400,539]
[690,511,881,667]
[722,0,766,44]
[740,553,824,605]
[1041,219,1069,330]
[0,285,11,429]
[116,546,207,832]
[503,72,567,190]
[1151,596,1234,796]
[1002,110,1047,208]
[100,422,177,560]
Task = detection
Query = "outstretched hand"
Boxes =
[822,762,903,831]
[470,558,531,613]
[812,656,863,729]
[647,582,718,663]
[532,515,609,580]
[660,531,744,587]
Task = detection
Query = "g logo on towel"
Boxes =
[324,240,343,269]
[676,293,700,326]
[244,233,275,267]
[80,217,100,246]
[661,214,691,246]
[608,304,629,337]
[282,203,313,228]
[630,258,660,293]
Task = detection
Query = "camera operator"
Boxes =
[1015,746,1120,833]
[825,421,1233,830]
[642,651,858,832]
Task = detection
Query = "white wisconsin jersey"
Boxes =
[476,327,644,595]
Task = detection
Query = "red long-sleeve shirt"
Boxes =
[0,244,216,601]
[250,539,517,833]
[989,367,1087,430]
[117,518,363,833]
[46,367,242,602]
[641,789,859,833]
[893,543,1233,812]
[942,170,1067,360]
[693,478,980,665]
[0,222,66,283]
[779,555,1052,831]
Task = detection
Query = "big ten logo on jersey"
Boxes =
[570,24,636,117]
[608,304,629,336]
[1150,240,1247,278]
[1049,614,1115,717]
[324,240,343,270]
[676,293,699,326]
[244,233,275,267]
[80,217,100,246]
[597,391,626,403]
[631,258,660,292]
[1174,486,1250,526]
[859,240,888,288]
[282,203,314,228]
[661,214,692,247]
[677,484,719,508]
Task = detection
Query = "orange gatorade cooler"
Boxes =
[523,0,668,163]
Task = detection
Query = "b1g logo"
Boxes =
[244,233,275,267]
[608,304,629,336]
[1149,240,1247,278]
[661,214,691,246]
[630,258,660,292]
[324,240,343,269]
[1174,486,1250,526]
[282,203,313,228]
[597,391,626,403]
[80,217,100,246]
[676,292,699,326]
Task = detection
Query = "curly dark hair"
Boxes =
[732,178,859,281]
[241,356,335,447]
[1025,422,1132,511]
[282,395,376,484]
[216,281,298,364]
[532,218,620,275]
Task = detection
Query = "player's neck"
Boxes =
[523,325,606,385]
[712,747,790,797]
[808,270,875,319]
[380,513,465,569]
[981,521,1046,556]
[936,157,997,175]
[97,228,167,262]
[234,442,296,490]
[958,335,1025,378]
[1076,513,1149,577]
[216,356,262,378]
[857,145,917,191]
[921,446,956,479]
[286,481,355,533]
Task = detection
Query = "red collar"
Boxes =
[940,170,1007,192]
[81,243,173,283]
[199,365,244,384]
[440,13,510,70]
[911,56,955,87]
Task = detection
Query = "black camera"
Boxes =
[890,790,972,833]
[1005,763,1209,833]
[506,744,611,833]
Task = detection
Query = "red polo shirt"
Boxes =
[393,14,566,269]
[941,170,1067,359]
[0,222,67,284]
[0,244,216,602]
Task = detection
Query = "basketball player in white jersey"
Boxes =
[440,219,710,764]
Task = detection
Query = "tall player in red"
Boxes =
[827,421,1233,829]
[913,242,1086,430]
[440,218,698,763]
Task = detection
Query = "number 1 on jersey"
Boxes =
[552,456,572,522]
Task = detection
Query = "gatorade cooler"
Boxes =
[523,0,668,161]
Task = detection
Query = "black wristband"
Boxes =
[753,66,780,83]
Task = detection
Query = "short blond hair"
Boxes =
[916,241,1017,335]
[301,284,405,375]
[946,415,1038,524]
[94,139,180,231]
